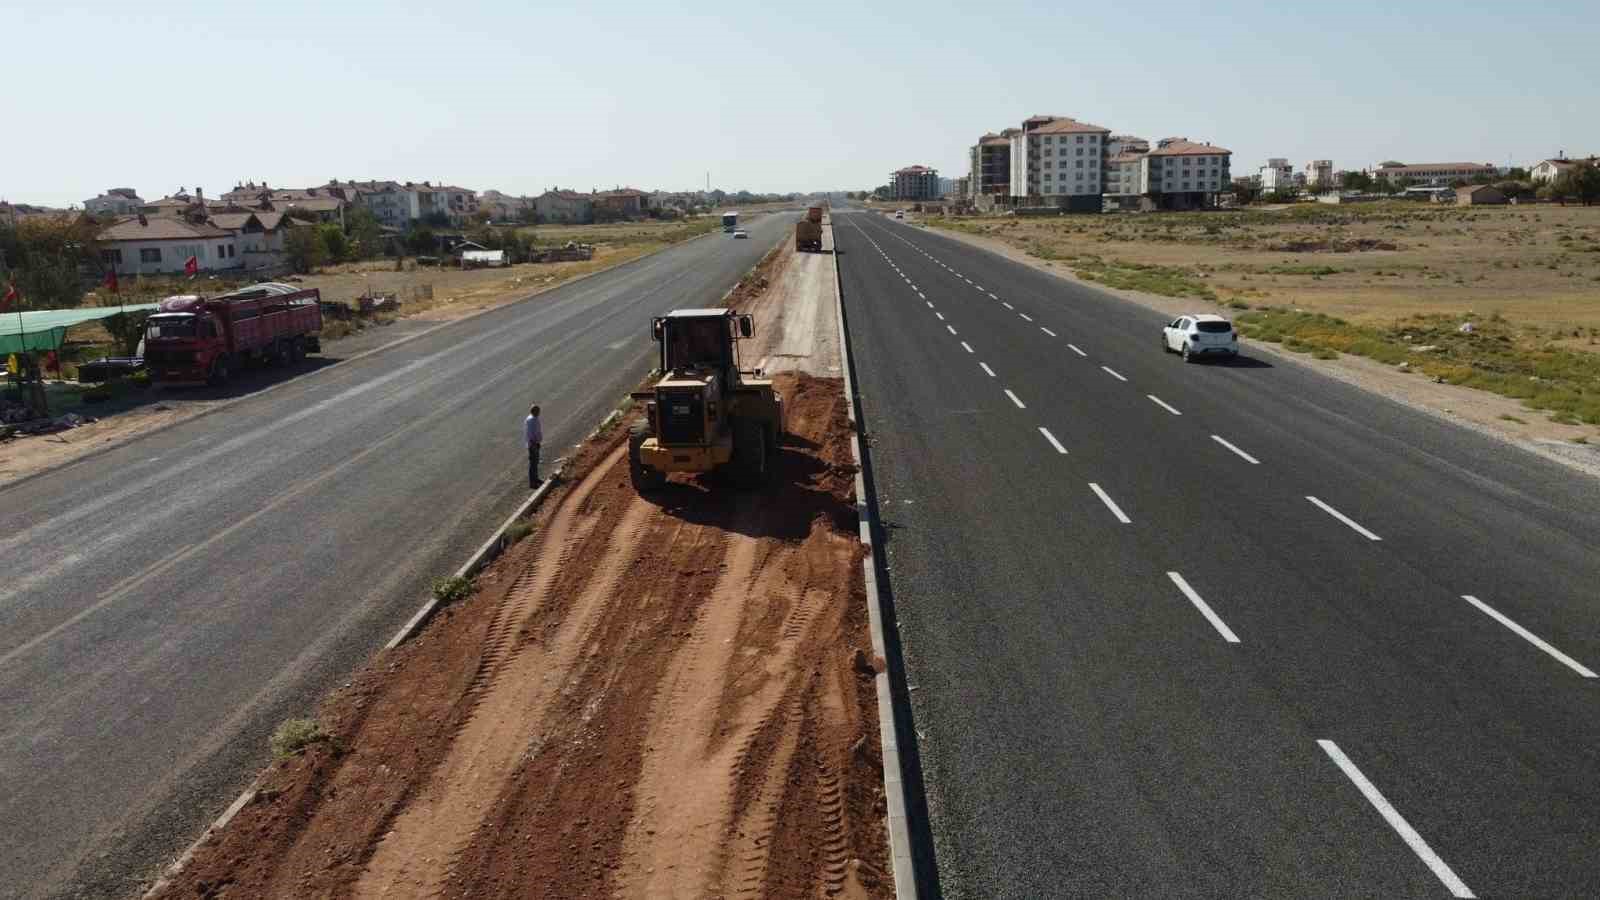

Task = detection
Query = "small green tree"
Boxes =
[345,207,383,259]
[317,223,348,263]
[285,225,327,273]
[1543,176,1574,206]
[1571,162,1600,206]
[404,225,437,256]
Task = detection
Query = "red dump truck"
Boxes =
[795,206,825,252]
[144,283,323,386]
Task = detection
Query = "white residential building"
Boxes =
[1138,139,1232,210]
[1305,159,1334,189]
[84,188,144,216]
[1008,115,1110,210]
[1259,158,1294,192]
[1531,155,1597,183]
[96,215,241,276]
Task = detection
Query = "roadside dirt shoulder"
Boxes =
[148,232,890,900]
[922,221,1600,479]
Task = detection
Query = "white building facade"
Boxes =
[1009,115,1110,211]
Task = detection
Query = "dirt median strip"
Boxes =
[146,213,893,900]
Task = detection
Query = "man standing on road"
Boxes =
[524,404,543,488]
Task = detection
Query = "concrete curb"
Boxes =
[831,220,921,899]
[4,227,719,495]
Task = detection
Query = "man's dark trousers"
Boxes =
[528,443,542,487]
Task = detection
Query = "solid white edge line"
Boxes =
[947,325,958,336]
[1147,394,1182,416]
[1211,435,1261,465]
[1068,343,1087,357]
[1306,496,1382,541]
[1462,595,1597,678]
[1317,740,1476,898]
[961,341,974,353]
[1040,327,1057,337]
[980,362,996,377]
[1038,426,1068,455]
[1004,389,1026,409]
[1101,366,1127,382]
[1166,572,1240,643]
[1088,482,1132,524]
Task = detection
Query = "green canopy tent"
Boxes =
[0,304,160,356]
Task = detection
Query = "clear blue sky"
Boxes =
[4,0,1596,206]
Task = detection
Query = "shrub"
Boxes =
[270,718,328,758]
[432,575,473,604]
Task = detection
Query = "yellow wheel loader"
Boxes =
[629,309,784,491]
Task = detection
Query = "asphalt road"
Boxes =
[834,209,1600,899]
[0,211,793,900]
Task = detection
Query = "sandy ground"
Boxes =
[921,220,1600,479]
[741,224,842,378]
[147,225,890,899]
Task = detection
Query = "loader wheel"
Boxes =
[628,423,665,493]
[732,419,768,487]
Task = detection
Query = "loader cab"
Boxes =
[651,309,754,381]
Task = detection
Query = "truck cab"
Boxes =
[144,296,224,385]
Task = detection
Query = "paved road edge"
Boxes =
[832,230,924,900]
[5,226,722,495]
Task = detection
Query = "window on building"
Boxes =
[140,248,161,263]
[101,249,123,264]
[1076,135,1084,143]
[1076,160,1083,168]
[217,244,226,258]
[229,245,236,258]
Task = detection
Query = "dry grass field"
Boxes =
[928,203,1600,427]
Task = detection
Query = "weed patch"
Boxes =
[432,575,473,604]
[270,718,329,758]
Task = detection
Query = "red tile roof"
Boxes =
[1148,140,1232,157]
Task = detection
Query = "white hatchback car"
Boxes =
[1163,314,1239,362]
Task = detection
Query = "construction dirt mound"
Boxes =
[150,372,890,900]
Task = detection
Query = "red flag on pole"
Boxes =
[1,281,16,313]
[104,267,119,293]
[184,255,199,277]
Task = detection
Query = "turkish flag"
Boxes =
[185,255,199,277]
[1,281,16,312]
[104,267,119,293]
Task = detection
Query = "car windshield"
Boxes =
[1195,321,1233,333]
[146,316,196,339]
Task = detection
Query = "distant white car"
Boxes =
[733,229,749,239]
[894,210,904,219]
[1163,314,1239,362]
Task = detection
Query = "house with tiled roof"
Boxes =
[535,189,594,224]
[592,187,648,220]
[1531,155,1598,183]
[97,214,241,276]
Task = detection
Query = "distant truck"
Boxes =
[144,283,323,386]
[806,206,823,223]
[722,211,739,233]
[795,216,823,252]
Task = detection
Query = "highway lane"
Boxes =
[0,211,793,900]
[835,209,1600,898]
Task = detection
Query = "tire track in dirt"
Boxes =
[353,444,651,899]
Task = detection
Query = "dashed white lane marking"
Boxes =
[988,292,998,300]
[926,301,934,309]
[1211,435,1260,465]
[1068,343,1087,357]
[917,291,925,299]
[1039,427,1068,455]
[1306,496,1382,541]
[947,324,958,336]
[1147,395,1182,416]
[1004,389,1026,409]
[980,363,996,377]
[961,341,974,353]
[1167,572,1240,643]
[1088,483,1132,524]
[1040,327,1057,337]
[975,284,985,291]
[1461,595,1597,677]
[963,277,972,284]
[1002,302,1014,310]
[1018,313,1033,322]
[935,311,945,320]
[1101,366,1128,382]
[1317,741,1476,898]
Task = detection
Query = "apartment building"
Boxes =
[84,188,144,216]
[1008,115,1111,211]
[1259,158,1294,192]
[890,165,940,201]
[968,130,1016,208]
[1370,162,1498,185]
[1138,138,1231,210]
[1305,159,1334,189]
[535,189,594,224]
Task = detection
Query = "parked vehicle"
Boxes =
[1162,313,1238,362]
[733,230,749,239]
[144,284,323,386]
[722,211,739,233]
[795,218,822,252]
